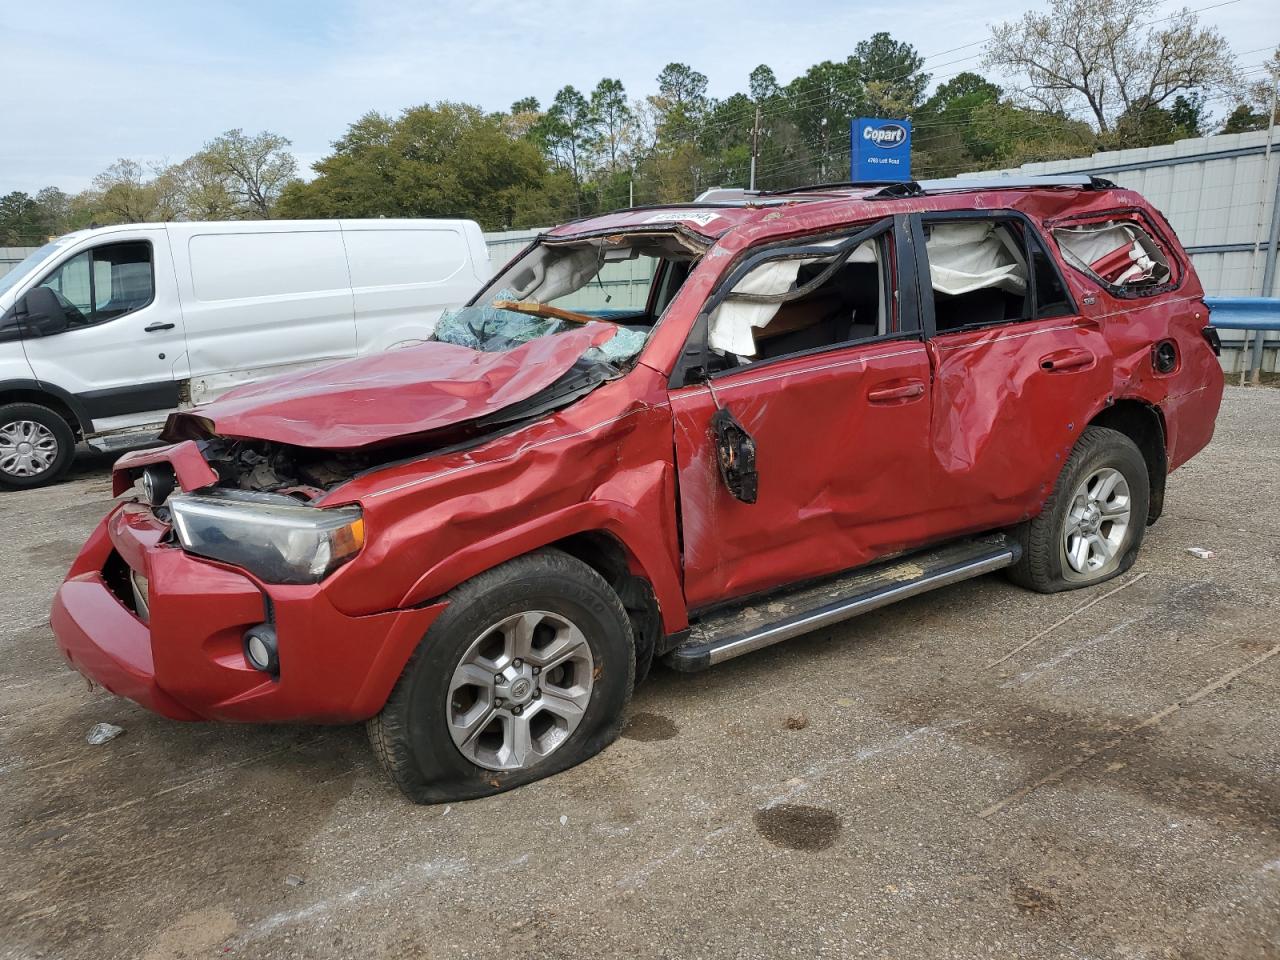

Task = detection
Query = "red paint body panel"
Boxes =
[112,440,218,496]
[162,323,617,448]
[52,504,446,722]
[671,341,937,609]
[57,184,1224,728]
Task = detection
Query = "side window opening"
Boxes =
[1024,226,1074,318]
[1052,218,1172,295]
[923,217,1077,332]
[707,232,892,366]
[37,241,154,328]
[925,220,1030,333]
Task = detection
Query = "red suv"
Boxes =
[51,176,1224,803]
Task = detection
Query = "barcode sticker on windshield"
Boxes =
[642,211,723,226]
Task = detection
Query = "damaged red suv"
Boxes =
[52,176,1224,802]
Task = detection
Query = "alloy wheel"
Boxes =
[1062,466,1132,579]
[446,610,595,771]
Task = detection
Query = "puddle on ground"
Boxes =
[753,804,842,851]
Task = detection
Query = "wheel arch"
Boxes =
[395,502,687,637]
[0,379,89,439]
[1087,398,1167,523]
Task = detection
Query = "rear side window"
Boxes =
[922,217,1076,333]
[1052,218,1173,296]
[36,241,154,327]
[342,228,468,288]
[189,231,348,301]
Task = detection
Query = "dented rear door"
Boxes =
[912,211,1114,538]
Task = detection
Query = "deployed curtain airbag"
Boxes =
[926,221,1027,297]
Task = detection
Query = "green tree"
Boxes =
[276,102,560,230]
[1221,102,1270,134]
[853,32,929,113]
[201,129,298,218]
[590,79,632,171]
[0,192,42,244]
[653,62,709,144]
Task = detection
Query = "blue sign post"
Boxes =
[851,117,912,183]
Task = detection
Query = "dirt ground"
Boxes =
[2,386,1278,960]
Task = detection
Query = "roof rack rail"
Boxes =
[758,180,902,197]
[865,174,1117,199]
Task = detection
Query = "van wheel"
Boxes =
[0,403,76,490]
[1008,426,1150,593]
[368,549,634,804]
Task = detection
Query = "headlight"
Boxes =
[168,491,364,584]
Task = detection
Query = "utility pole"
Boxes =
[1248,67,1280,385]
[749,105,761,191]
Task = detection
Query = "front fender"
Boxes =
[396,497,688,634]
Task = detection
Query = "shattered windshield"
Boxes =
[434,232,701,365]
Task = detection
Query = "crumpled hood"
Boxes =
[161,323,619,449]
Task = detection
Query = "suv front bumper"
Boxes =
[51,503,444,723]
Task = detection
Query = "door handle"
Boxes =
[144,322,175,333]
[867,380,925,403]
[1039,348,1094,372]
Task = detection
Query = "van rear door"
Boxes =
[171,222,357,404]
[340,220,489,354]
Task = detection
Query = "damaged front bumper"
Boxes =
[51,503,445,723]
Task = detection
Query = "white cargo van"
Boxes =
[0,218,492,488]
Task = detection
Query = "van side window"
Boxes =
[922,217,1076,332]
[1052,218,1173,296]
[38,242,154,327]
[706,231,893,367]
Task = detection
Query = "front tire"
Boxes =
[368,549,634,804]
[0,402,76,490]
[1008,426,1150,593]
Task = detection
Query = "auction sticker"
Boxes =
[643,211,723,226]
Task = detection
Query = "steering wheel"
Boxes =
[491,299,613,327]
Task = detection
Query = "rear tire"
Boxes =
[1008,426,1150,593]
[368,549,634,804]
[0,402,76,490]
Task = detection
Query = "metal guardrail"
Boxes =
[1205,297,1280,331]
[1205,297,1280,383]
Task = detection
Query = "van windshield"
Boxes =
[433,233,700,364]
[0,240,66,299]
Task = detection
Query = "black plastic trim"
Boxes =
[77,380,180,420]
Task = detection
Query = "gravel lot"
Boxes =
[2,386,1278,960]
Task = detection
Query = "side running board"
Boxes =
[665,536,1020,672]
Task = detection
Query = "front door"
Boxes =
[20,231,191,434]
[668,217,938,611]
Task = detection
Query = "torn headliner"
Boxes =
[161,323,620,450]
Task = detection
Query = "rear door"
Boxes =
[912,211,1113,538]
[19,229,191,432]
[668,216,939,611]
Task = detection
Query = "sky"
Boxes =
[2,0,1278,196]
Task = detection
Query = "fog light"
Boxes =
[141,464,176,506]
[243,624,279,675]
